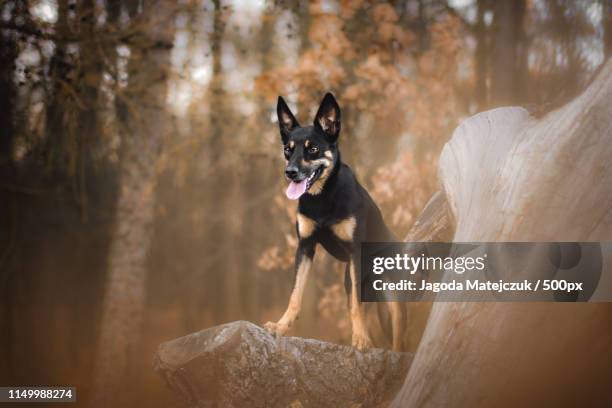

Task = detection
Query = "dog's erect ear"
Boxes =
[277,96,299,142]
[313,92,341,142]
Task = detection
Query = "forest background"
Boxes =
[0,0,609,406]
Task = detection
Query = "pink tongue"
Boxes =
[286,179,308,200]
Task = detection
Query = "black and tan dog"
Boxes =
[264,93,404,350]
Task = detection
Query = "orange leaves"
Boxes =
[370,4,414,47]
[257,245,293,271]
[254,72,284,103]
[338,0,365,20]
[344,53,411,120]
[369,152,438,236]
[371,4,399,24]
[371,4,410,45]
[309,15,352,59]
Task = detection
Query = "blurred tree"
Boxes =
[204,0,234,321]
[474,0,490,109]
[490,0,526,105]
[92,1,176,406]
[605,0,612,58]
[0,0,21,385]
[43,0,71,172]
[0,1,19,172]
[74,0,101,219]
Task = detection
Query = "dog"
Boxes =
[264,93,404,350]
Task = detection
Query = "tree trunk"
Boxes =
[43,0,69,168]
[0,0,20,384]
[474,0,488,110]
[403,191,454,243]
[391,59,612,408]
[490,0,526,105]
[75,0,101,219]
[91,3,175,407]
[203,0,234,322]
[154,321,412,408]
[604,0,612,59]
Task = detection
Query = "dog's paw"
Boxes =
[351,332,373,351]
[264,321,289,337]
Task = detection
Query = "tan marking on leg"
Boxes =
[349,260,373,350]
[297,213,316,238]
[264,256,313,336]
[331,216,356,242]
[324,150,333,159]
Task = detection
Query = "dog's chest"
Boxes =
[297,210,356,259]
[297,193,358,258]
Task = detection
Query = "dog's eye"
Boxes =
[284,146,291,154]
[308,146,319,154]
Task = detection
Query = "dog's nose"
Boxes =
[285,166,299,180]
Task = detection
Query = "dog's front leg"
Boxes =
[264,240,315,337]
[348,257,373,350]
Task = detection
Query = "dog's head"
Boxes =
[277,93,341,200]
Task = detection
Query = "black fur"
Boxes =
[279,93,396,305]
[267,92,400,349]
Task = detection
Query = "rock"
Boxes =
[154,321,412,408]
